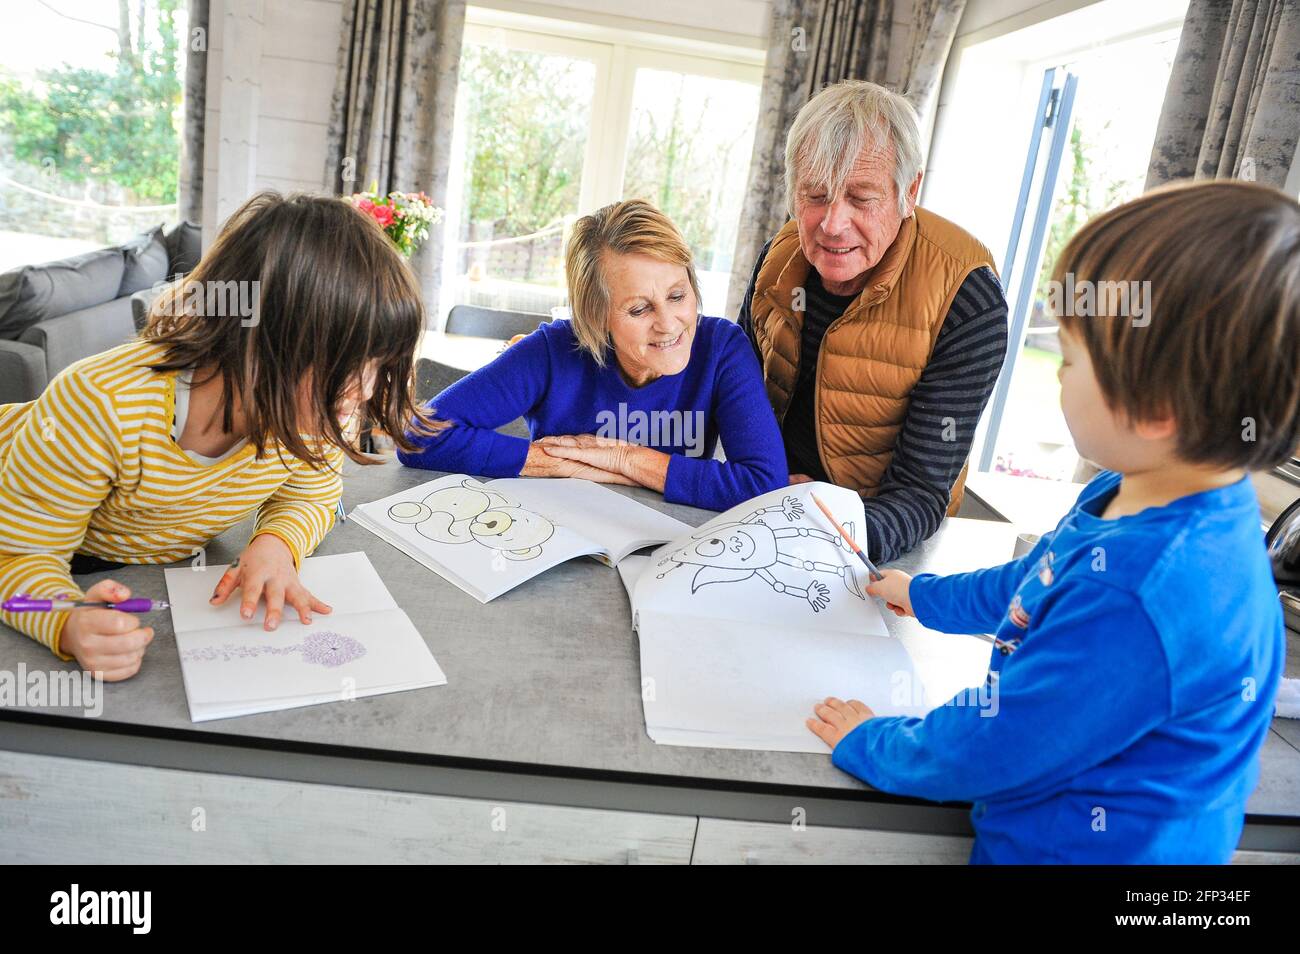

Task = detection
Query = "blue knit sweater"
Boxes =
[831,471,1283,863]
[397,316,788,511]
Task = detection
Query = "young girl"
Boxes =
[0,191,435,680]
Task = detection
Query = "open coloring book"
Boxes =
[164,551,447,722]
[351,475,692,602]
[625,482,930,754]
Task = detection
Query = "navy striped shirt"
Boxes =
[738,247,1008,562]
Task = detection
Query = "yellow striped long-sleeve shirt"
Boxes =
[0,340,343,659]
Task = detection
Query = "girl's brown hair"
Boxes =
[1052,179,1300,470]
[142,191,438,468]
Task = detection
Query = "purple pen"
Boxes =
[2,594,169,613]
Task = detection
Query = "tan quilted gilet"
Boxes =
[749,207,996,514]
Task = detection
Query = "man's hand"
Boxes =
[806,696,876,749]
[209,533,332,631]
[790,473,813,484]
[59,579,155,681]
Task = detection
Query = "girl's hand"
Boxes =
[208,534,332,631]
[806,696,876,749]
[59,579,155,681]
[522,438,638,485]
[867,568,915,617]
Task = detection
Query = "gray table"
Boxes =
[963,471,1088,537]
[3,460,1298,858]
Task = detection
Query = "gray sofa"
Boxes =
[0,221,201,404]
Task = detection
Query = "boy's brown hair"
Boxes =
[143,191,438,468]
[1051,179,1300,470]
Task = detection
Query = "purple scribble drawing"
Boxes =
[181,630,366,667]
[300,630,366,667]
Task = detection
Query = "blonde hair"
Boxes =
[564,199,701,365]
[785,80,924,218]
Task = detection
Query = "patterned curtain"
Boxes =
[324,0,466,316]
[178,0,209,224]
[1147,0,1300,189]
[725,0,967,318]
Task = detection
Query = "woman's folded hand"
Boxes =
[523,436,638,485]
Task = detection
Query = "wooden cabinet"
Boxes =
[692,817,974,864]
[0,750,694,864]
[3,750,1295,863]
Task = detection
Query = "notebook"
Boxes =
[164,551,446,722]
[350,475,691,602]
[626,481,928,753]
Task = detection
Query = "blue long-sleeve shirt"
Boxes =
[397,315,788,511]
[832,470,1283,864]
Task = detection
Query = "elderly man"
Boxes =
[738,79,1008,562]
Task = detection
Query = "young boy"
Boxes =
[807,180,1300,863]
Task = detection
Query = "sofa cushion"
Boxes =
[18,297,136,381]
[163,220,202,276]
[119,225,170,296]
[0,338,48,404]
[0,247,126,341]
[130,285,165,331]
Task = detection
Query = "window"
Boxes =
[621,60,760,315]
[438,8,763,325]
[924,0,1189,482]
[443,35,598,317]
[0,0,190,271]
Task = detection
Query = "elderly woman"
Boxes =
[399,199,787,511]
[738,80,1008,562]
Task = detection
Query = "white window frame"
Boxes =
[439,6,763,325]
[926,0,1189,478]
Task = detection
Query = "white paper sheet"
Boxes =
[634,482,880,634]
[637,611,923,754]
[631,481,913,753]
[351,474,687,600]
[617,554,651,612]
[493,478,691,563]
[164,551,446,722]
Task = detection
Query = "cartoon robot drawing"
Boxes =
[653,495,864,612]
[387,478,555,561]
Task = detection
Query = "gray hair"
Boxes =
[784,80,924,218]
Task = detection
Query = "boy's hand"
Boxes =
[867,568,915,617]
[807,696,876,749]
[208,533,331,631]
[59,579,155,681]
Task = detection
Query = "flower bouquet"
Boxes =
[350,182,444,256]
